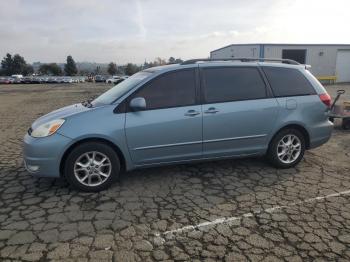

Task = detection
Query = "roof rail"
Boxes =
[181,57,300,65]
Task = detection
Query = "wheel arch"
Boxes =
[59,137,127,177]
[269,124,310,149]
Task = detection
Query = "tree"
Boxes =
[125,63,140,76]
[12,54,27,74]
[155,57,166,66]
[39,63,62,75]
[168,57,176,64]
[1,53,33,76]
[95,66,101,75]
[23,64,34,76]
[143,61,150,69]
[174,58,183,64]
[78,69,91,76]
[64,55,77,76]
[107,62,118,75]
[1,53,13,75]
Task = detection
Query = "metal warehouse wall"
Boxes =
[210,44,350,78]
[263,45,350,77]
[210,45,260,59]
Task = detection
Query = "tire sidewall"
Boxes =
[268,129,306,168]
[64,142,120,192]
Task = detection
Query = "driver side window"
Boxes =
[131,69,196,110]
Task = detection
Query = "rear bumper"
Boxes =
[309,120,333,149]
[23,133,72,178]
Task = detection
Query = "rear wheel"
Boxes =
[267,129,306,168]
[64,142,120,192]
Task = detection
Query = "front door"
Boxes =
[125,68,202,165]
[200,66,279,158]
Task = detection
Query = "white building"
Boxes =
[210,44,350,83]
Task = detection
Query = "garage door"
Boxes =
[336,50,350,83]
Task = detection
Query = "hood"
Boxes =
[32,103,93,129]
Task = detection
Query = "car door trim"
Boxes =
[133,140,202,151]
[134,151,262,168]
[134,134,266,151]
[203,134,267,144]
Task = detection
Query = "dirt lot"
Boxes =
[0,83,350,261]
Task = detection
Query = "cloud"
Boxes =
[0,0,350,64]
[135,0,147,38]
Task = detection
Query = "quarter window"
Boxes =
[132,69,196,110]
[262,67,316,97]
[202,67,267,103]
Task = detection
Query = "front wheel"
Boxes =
[64,142,120,192]
[267,129,306,168]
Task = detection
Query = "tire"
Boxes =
[267,128,306,168]
[64,142,120,192]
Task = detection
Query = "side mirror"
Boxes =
[129,97,146,111]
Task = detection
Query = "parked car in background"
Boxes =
[121,75,129,81]
[12,78,22,84]
[23,58,333,191]
[0,75,89,84]
[21,77,33,84]
[11,74,23,79]
[94,75,106,83]
[46,77,55,83]
[54,77,62,83]
[31,77,42,84]
[106,75,129,84]
[106,76,120,84]
[0,77,12,84]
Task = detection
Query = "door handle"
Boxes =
[204,107,219,114]
[185,110,200,117]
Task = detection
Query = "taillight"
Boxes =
[319,93,332,107]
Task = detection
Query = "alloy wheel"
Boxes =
[277,134,301,164]
[73,151,112,187]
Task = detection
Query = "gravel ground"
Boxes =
[0,83,349,261]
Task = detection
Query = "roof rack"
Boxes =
[181,57,300,65]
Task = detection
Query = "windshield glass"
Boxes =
[92,71,152,106]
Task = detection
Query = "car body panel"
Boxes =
[57,105,133,170]
[23,133,72,177]
[268,95,333,148]
[125,105,203,165]
[32,103,91,130]
[202,98,279,158]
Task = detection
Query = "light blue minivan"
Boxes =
[23,58,333,191]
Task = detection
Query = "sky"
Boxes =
[1,0,350,64]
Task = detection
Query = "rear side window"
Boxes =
[133,69,196,110]
[263,67,316,97]
[202,67,267,103]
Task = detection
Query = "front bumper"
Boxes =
[23,133,72,178]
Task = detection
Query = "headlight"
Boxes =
[31,119,65,138]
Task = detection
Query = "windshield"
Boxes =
[92,71,152,106]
